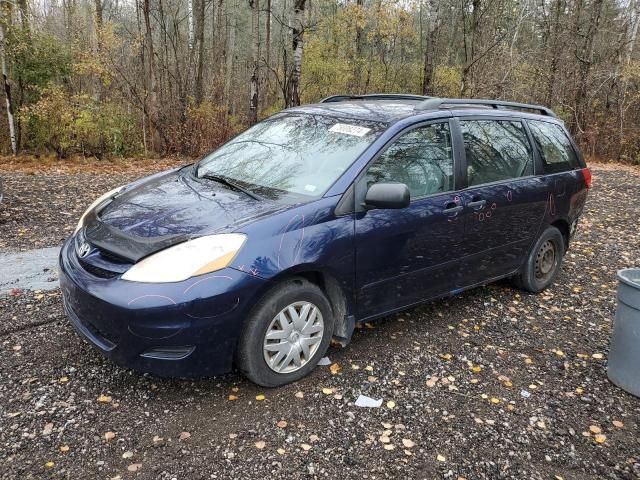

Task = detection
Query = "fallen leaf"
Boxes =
[179,431,191,440]
[589,425,602,434]
[255,440,266,449]
[59,445,69,453]
[45,461,54,468]
[255,394,266,401]
[471,365,482,373]
[228,394,238,401]
[58,377,69,384]
[97,395,112,403]
[127,463,142,472]
[322,387,334,395]
[402,438,415,448]
[594,434,607,444]
[383,444,395,450]
[490,397,500,404]
[437,454,446,462]
[379,435,391,443]
[329,363,341,375]
[592,353,604,360]
[613,420,624,429]
[295,391,304,399]
[277,448,286,455]
[122,451,134,459]
[42,422,53,436]
[426,376,438,387]
[301,443,312,451]
[104,431,116,441]
[386,400,396,409]
[276,420,288,428]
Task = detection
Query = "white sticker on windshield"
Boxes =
[304,184,317,192]
[329,123,371,137]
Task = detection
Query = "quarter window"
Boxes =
[460,120,534,186]
[365,122,454,199]
[528,120,579,174]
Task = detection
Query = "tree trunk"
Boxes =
[142,0,160,151]
[0,10,16,155]
[286,0,305,107]
[573,0,604,134]
[224,0,236,113]
[194,0,206,104]
[248,0,259,124]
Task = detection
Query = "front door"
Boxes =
[354,120,465,319]
[455,118,548,287]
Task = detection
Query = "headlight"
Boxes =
[121,234,247,283]
[74,185,126,234]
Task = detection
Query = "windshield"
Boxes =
[197,113,386,199]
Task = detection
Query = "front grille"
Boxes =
[79,260,121,279]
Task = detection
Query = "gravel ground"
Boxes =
[0,162,639,480]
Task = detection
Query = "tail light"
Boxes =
[581,168,592,188]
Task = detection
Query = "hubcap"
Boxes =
[263,301,324,374]
[535,239,556,281]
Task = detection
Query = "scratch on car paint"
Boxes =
[186,297,241,319]
[547,192,557,217]
[183,275,234,295]
[276,213,305,269]
[506,190,513,202]
[128,294,177,306]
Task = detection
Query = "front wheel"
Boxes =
[237,278,334,387]
[514,226,565,293]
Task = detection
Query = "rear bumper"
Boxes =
[59,237,268,377]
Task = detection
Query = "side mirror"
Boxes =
[364,182,410,210]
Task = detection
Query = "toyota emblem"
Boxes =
[78,242,91,258]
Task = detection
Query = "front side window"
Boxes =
[527,120,579,174]
[365,122,454,199]
[460,120,534,186]
[197,114,386,199]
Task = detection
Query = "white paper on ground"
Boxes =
[354,395,383,408]
[317,356,332,366]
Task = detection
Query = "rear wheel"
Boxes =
[514,226,564,293]
[237,278,334,387]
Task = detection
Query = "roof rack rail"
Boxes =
[320,94,431,103]
[415,97,556,117]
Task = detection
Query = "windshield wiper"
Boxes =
[199,173,262,201]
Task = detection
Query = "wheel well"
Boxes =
[551,219,570,251]
[282,270,352,342]
[295,271,349,320]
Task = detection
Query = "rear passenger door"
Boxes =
[455,118,548,288]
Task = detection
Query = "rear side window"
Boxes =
[365,122,454,199]
[527,120,579,174]
[460,120,534,186]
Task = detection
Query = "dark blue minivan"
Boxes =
[59,95,591,386]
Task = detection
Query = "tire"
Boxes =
[514,226,565,293]
[237,277,335,387]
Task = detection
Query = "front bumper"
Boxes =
[59,237,268,377]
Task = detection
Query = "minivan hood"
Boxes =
[83,168,291,262]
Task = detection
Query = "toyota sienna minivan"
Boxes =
[59,95,591,386]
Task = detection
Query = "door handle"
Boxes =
[443,203,463,214]
[467,199,486,210]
